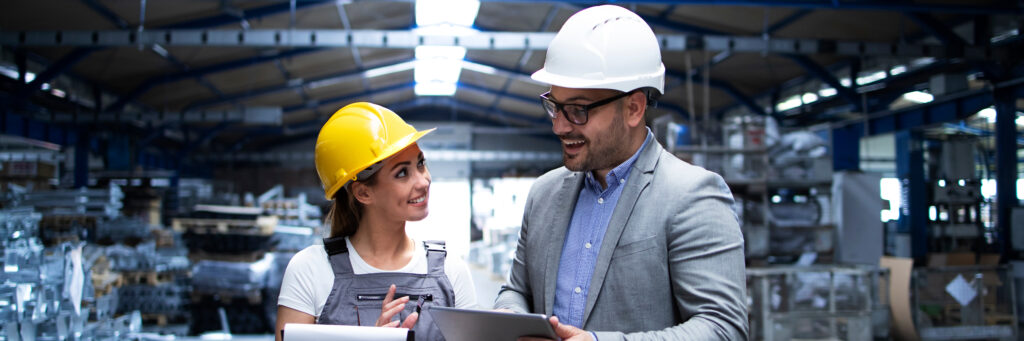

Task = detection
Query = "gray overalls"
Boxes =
[316,236,455,341]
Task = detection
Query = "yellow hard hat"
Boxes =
[314,102,435,200]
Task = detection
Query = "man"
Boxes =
[494,5,748,340]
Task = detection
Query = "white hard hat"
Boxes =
[532,5,665,95]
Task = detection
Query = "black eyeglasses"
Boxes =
[540,90,635,125]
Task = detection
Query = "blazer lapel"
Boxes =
[580,141,662,326]
[543,172,583,316]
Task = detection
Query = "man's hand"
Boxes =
[518,316,593,341]
[375,284,419,329]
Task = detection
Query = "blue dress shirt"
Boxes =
[552,129,654,329]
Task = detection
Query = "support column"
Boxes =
[832,123,862,171]
[896,130,928,261]
[994,87,1018,258]
[74,132,89,188]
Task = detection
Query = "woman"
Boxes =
[275,102,477,340]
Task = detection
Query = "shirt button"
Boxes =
[585,242,592,249]
[619,179,625,184]
[597,197,604,204]
[574,287,582,294]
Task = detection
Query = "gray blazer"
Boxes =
[495,140,748,340]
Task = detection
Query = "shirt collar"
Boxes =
[585,128,654,191]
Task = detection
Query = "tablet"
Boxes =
[429,306,557,341]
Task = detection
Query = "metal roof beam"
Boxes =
[905,12,970,47]
[666,70,766,116]
[106,47,327,112]
[81,0,129,29]
[184,60,383,110]
[765,9,812,34]
[169,0,335,29]
[832,77,1024,137]
[785,54,861,110]
[7,29,1012,61]
[475,0,1022,15]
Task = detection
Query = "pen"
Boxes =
[415,295,425,315]
[354,305,361,326]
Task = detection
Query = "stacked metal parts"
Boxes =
[747,265,891,341]
[178,203,280,335]
[0,208,142,341]
[256,185,322,329]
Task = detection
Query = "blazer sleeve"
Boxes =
[595,169,749,341]
[493,185,535,313]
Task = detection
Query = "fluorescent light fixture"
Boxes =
[857,71,887,85]
[416,46,467,60]
[414,46,466,96]
[415,59,463,84]
[911,57,936,67]
[0,65,36,83]
[902,91,933,104]
[415,82,457,96]
[801,92,818,104]
[414,24,480,37]
[461,60,497,75]
[818,87,837,97]
[151,44,170,58]
[776,94,803,112]
[416,0,480,27]
[839,77,851,87]
[977,107,996,123]
[50,88,66,98]
[890,65,907,75]
[363,61,417,79]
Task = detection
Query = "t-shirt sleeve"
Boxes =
[444,256,479,309]
[277,247,323,316]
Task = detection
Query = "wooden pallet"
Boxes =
[171,216,277,236]
[189,250,267,263]
[151,229,176,247]
[39,215,97,229]
[92,271,123,297]
[121,271,176,286]
[192,289,263,305]
[140,313,188,327]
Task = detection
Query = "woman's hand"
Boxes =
[375,284,419,329]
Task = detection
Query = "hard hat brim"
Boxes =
[531,65,666,94]
[323,127,436,200]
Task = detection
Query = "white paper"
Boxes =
[69,245,84,316]
[283,323,410,341]
[945,274,977,306]
[795,252,817,266]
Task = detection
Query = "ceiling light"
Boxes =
[818,87,837,97]
[362,61,416,79]
[414,46,466,97]
[414,25,480,37]
[977,107,995,123]
[415,46,467,60]
[461,61,497,75]
[801,92,818,104]
[415,82,457,96]
[416,0,480,27]
[902,91,933,104]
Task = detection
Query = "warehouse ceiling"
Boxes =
[0,0,1021,161]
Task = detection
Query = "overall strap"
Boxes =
[422,240,447,276]
[322,236,354,275]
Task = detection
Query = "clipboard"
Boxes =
[281,323,413,341]
[429,306,558,341]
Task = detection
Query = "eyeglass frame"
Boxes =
[539,90,637,125]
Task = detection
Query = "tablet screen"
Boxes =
[429,306,557,341]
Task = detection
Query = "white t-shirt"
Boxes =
[278,238,478,317]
